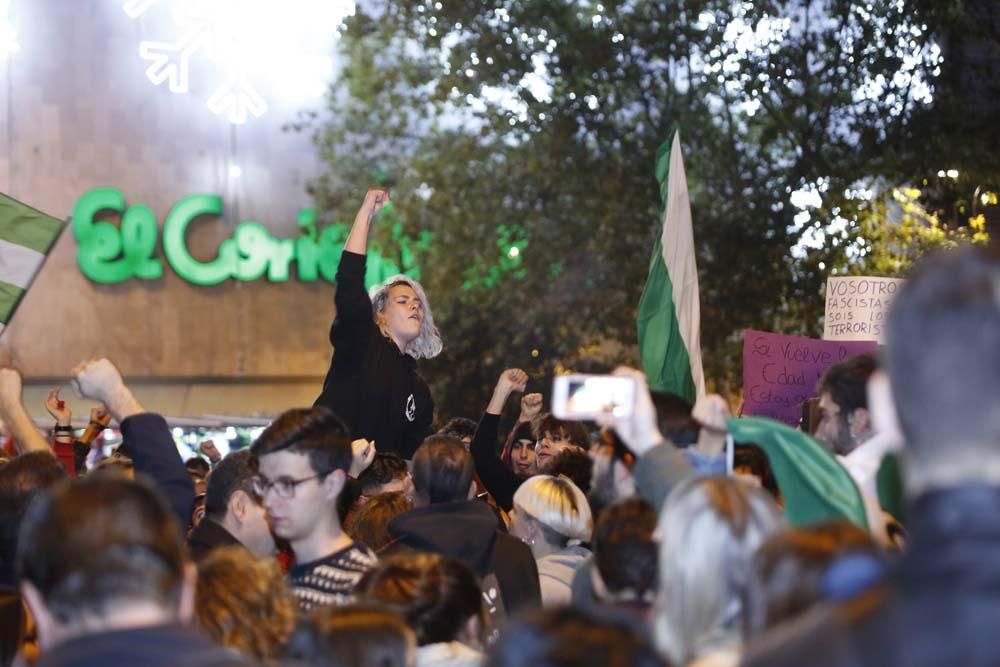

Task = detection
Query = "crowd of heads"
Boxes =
[0,243,997,667]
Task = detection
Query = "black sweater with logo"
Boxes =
[315,251,433,460]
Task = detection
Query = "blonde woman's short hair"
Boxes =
[370,275,443,359]
[654,476,783,666]
[513,474,593,545]
[195,546,298,662]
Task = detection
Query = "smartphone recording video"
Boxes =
[551,374,636,421]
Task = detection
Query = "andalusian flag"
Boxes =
[637,130,705,403]
[0,193,65,336]
[728,416,869,529]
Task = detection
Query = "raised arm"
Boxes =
[471,369,528,511]
[46,387,77,475]
[344,189,389,256]
[73,359,194,526]
[485,369,528,416]
[598,366,694,511]
[0,368,50,454]
[329,190,390,347]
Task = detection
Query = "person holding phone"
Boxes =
[315,189,442,460]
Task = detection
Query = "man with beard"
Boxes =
[744,246,1000,667]
[814,354,878,457]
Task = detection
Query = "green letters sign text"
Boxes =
[71,188,421,288]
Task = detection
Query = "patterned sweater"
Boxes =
[289,542,378,612]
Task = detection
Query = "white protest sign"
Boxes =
[823,276,905,343]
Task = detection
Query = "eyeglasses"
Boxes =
[251,472,329,499]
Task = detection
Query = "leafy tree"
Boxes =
[298,0,988,420]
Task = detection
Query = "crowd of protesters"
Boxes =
[0,189,998,667]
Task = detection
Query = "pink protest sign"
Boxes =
[742,329,877,426]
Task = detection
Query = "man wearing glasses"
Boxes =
[250,407,377,611]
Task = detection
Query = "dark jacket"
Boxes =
[470,413,522,511]
[315,251,433,459]
[187,518,243,561]
[121,413,195,528]
[35,624,255,667]
[387,499,541,615]
[743,486,1000,667]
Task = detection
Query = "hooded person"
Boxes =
[385,435,541,628]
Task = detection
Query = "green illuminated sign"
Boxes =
[71,188,421,287]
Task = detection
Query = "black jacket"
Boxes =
[387,499,541,615]
[470,413,523,512]
[315,251,433,459]
[743,486,1000,667]
[120,413,195,528]
[35,624,255,667]
[187,518,243,561]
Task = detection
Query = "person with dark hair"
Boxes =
[437,418,478,448]
[348,491,411,553]
[539,448,593,494]
[0,451,66,503]
[357,453,414,502]
[90,452,135,478]
[285,603,416,667]
[744,247,1000,667]
[185,457,211,495]
[814,353,878,457]
[342,452,414,535]
[343,452,415,534]
[0,449,67,665]
[314,189,442,460]
[533,414,591,472]
[469,370,538,513]
[650,390,698,447]
[387,435,540,622]
[185,456,212,532]
[485,606,666,667]
[250,406,377,612]
[590,497,658,617]
[471,369,588,514]
[16,476,252,667]
[816,353,903,544]
[505,420,537,478]
[733,444,781,503]
[187,449,275,560]
[586,429,638,524]
[597,367,694,516]
[359,553,485,667]
[0,368,75,583]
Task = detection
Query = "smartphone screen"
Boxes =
[552,374,636,420]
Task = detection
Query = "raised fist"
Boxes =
[46,387,72,424]
[519,392,544,422]
[72,359,126,404]
[497,368,528,394]
[362,189,390,221]
[350,438,377,478]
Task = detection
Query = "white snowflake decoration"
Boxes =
[123,0,354,124]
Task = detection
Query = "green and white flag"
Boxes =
[0,193,65,336]
[637,130,705,403]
